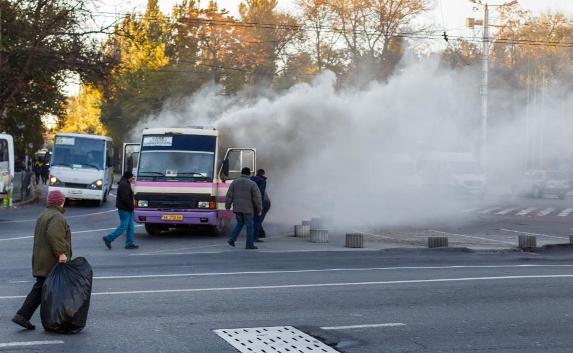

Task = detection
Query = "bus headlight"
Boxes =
[138,200,149,208]
[49,176,63,187]
[198,201,210,209]
[88,179,103,190]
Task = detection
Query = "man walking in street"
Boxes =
[12,190,71,330]
[251,169,271,239]
[226,167,263,249]
[103,171,139,250]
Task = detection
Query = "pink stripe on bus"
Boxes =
[135,181,214,188]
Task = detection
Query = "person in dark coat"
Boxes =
[33,160,41,184]
[102,171,139,250]
[251,169,271,239]
[225,167,262,249]
[40,161,50,184]
[12,190,71,330]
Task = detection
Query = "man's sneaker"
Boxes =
[125,244,139,250]
[227,239,235,247]
[12,314,35,330]
[245,246,258,250]
[254,239,264,243]
[102,236,112,250]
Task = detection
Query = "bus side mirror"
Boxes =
[221,159,229,178]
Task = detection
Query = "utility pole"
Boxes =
[480,3,489,170]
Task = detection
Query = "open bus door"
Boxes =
[219,148,256,181]
[122,143,140,177]
[0,134,15,206]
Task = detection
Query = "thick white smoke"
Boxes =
[132,59,573,228]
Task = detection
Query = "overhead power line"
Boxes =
[84,9,573,49]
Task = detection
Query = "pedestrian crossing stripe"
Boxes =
[516,208,537,216]
[537,208,555,216]
[496,208,518,215]
[473,207,573,217]
[558,208,573,217]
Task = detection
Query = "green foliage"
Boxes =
[0,0,113,155]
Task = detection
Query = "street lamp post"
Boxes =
[467,0,518,171]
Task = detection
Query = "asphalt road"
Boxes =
[1,193,573,352]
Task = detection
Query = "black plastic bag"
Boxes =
[41,257,93,334]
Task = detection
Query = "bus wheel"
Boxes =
[145,224,162,236]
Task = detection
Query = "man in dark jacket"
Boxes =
[12,190,71,330]
[251,169,271,239]
[103,171,138,250]
[225,167,262,249]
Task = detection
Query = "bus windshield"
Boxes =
[138,134,216,182]
[0,139,9,173]
[52,136,105,170]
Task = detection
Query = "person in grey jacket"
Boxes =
[225,167,263,249]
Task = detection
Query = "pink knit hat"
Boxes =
[47,190,66,206]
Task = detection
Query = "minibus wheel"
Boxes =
[145,224,162,236]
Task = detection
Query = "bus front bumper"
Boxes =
[133,209,224,226]
[49,186,104,201]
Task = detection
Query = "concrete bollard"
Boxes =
[345,233,364,248]
[310,229,329,243]
[428,236,448,248]
[518,235,536,250]
[310,218,322,230]
[294,224,311,238]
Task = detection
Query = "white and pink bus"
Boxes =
[132,127,256,235]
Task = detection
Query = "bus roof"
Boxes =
[142,127,218,137]
[55,132,112,141]
[0,134,14,143]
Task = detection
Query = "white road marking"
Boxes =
[496,208,518,215]
[3,274,573,300]
[0,209,116,223]
[321,323,406,330]
[428,230,514,245]
[0,225,143,241]
[479,208,499,215]
[516,208,538,216]
[537,208,556,216]
[500,229,568,240]
[12,264,573,284]
[558,208,573,217]
[0,341,64,348]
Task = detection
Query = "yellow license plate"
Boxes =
[161,215,183,221]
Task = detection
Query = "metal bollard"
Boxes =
[310,229,328,243]
[518,235,536,250]
[294,224,311,238]
[428,236,448,248]
[345,233,364,248]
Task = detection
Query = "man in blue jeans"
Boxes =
[225,167,263,249]
[103,171,139,250]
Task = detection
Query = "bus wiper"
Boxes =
[82,163,101,170]
[51,163,74,168]
[178,172,207,177]
[139,171,166,176]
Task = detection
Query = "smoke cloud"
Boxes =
[132,58,573,229]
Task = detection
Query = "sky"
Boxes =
[100,0,573,30]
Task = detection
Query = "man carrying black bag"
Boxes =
[12,190,71,330]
